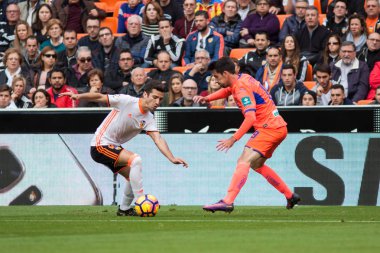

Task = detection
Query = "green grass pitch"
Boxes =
[0,206,379,253]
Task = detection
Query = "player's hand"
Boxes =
[59,92,79,100]
[171,157,188,168]
[216,136,236,152]
[193,95,207,104]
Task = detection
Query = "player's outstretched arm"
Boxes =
[193,95,207,104]
[147,131,188,168]
[59,92,108,103]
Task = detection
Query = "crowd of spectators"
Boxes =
[1,0,380,109]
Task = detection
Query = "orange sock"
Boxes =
[255,164,293,199]
[223,162,251,204]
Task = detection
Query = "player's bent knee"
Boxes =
[130,155,142,168]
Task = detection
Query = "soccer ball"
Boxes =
[134,194,160,217]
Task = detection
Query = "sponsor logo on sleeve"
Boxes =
[241,96,252,106]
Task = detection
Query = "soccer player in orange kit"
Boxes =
[193,57,300,212]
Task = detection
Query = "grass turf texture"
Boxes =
[0,206,379,253]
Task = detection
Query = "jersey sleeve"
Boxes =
[235,86,257,115]
[144,115,158,132]
[108,94,134,109]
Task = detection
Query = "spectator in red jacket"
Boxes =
[368,61,380,99]
[46,68,78,108]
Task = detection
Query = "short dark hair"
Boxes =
[300,90,317,105]
[99,27,112,35]
[255,31,270,40]
[195,10,209,20]
[281,64,296,74]
[86,16,100,25]
[26,35,38,44]
[144,79,166,94]
[158,18,172,27]
[49,68,66,79]
[208,57,236,74]
[331,84,345,92]
[0,84,11,95]
[314,63,331,75]
[64,29,77,37]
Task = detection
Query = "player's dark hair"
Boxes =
[208,57,236,74]
[144,79,166,94]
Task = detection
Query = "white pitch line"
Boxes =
[0,219,379,223]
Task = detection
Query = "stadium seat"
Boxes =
[357,99,374,105]
[101,17,118,33]
[305,63,313,81]
[144,68,157,73]
[319,14,326,25]
[100,0,123,13]
[229,48,255,59]
[303,81,316,90]
[173,66,191,74]
[314,0,322,14]
[113,1,126,18]
[277,14,291,29]
[94,2,107,12]
[77,33,88,40]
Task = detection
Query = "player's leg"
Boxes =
[90,146,138,216]
[117,150,144,204]
[250,127,300,209]
[203,147,259,213]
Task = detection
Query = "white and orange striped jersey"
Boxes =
[90,95,158,146]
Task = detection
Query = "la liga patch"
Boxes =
[241,96,252,106]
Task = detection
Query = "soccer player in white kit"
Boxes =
[61,81,188,216]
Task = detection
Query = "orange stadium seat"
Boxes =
[113,1,126,18]
[277,14,291,29]
[303,81,316,90]
[305,63,313,81]
[173,66,191,74]
[144,68,157,73]
[357,99,374,105]
[319,14,326,25]
[101,17,118,33]
[94,2,107,12]
[230,48,255,59]
[100,0,123,13]
[77,33,87,40]
[314,0,322,14]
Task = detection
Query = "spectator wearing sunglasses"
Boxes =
[30,46,57,92]
[66,46,94,89]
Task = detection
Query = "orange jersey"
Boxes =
[207,74,287,139]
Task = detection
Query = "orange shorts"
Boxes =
[245,126,287,158]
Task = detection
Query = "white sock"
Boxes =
[129,155,144,200]
[119,179,134,211]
